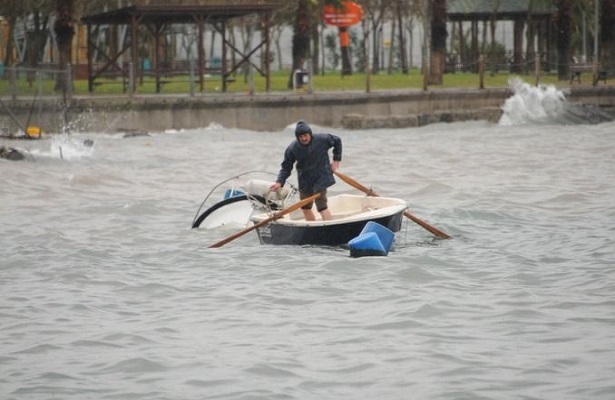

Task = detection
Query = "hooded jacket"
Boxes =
[276,128,342,193]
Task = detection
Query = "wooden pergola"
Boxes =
[447,0,556,73]
[81,3,280,94]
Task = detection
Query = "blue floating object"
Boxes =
[360,221,395,254]
[224,189,245,199]
[348,222,395,258]
[348,232,387,257]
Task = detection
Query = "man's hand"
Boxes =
[270,182,282,192]
[331,161,340,172]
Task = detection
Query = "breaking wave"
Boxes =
[499,77,615,126]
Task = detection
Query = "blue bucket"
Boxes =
[360,221,395,254]
[348,232,387,257]
[224,189,245,199]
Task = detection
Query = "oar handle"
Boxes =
[208,193,320,248]
[334,171,379,196]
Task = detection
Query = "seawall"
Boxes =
[2,86,615,133]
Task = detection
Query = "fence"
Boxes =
[0,64,72,101]
[0,55,608,102]
[0,65,72,136]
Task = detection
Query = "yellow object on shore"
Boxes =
[26,126,42,138]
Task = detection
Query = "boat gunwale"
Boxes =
[249,194,408,227]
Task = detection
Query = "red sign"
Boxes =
[322,1,364,27]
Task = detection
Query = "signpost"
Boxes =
[321,1,364,76]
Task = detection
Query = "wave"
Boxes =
[499,77,615,126]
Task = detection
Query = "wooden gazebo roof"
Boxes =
[448,0,556,21]
[81,4,280,25]
[81,2,282,94]
[447,0,558,74]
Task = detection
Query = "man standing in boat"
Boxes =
[270,120,342,221]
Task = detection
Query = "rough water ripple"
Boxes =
[1,84,614,400]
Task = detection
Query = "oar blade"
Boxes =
[334,171,451,240]
[403,210,451,240]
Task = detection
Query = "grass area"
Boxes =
[0,68,595,98]
[95,69,566,94]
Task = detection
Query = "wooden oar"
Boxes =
[208,193,320,248]
[334,171,452,239]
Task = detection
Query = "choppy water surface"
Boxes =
[2,82,614,399]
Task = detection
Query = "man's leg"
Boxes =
[319,208,332,221]
[302,209,316,221]
[314,189,331,220]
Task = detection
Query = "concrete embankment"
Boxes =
[2,85,615,133]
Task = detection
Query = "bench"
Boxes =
[90,70,129,92]
[570,62,607,84]
[145,60,236,88]
[148,60,232,77]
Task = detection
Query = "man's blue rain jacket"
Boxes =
[276,133,342,193]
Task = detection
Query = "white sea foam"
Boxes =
[23,133,94,160]
[499,77,568,125]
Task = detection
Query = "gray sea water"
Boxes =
[1,81,614,400]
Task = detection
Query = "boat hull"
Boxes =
[254,213,404,246]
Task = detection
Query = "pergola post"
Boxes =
[154,23,161,93]
[221,22,228,93]
[264,12,271,92]
[197,17,205,93]
[87,23,93,93]
[130,14,139,95]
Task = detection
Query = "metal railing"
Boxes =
[0,64,72,101]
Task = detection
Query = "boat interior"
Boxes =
[257,194,408,224]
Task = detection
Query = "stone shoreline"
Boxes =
[342,107,504,129]
[1,85,614,133]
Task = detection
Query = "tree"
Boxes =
[362,0,390,74]
[555,0,572,80]
[289,0,311,88]
[601,0,615,76]
[0,0,51,85]
[0,0,30,67]
[429,0,447,84]
[270,2,295,71]
[395,0,408,73]
[53,0,74,92]
[25,6,50,85]
[289,0,351,86]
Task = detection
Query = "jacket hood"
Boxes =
[294,120,312,138]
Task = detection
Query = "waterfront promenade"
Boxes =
[2,85,615,134]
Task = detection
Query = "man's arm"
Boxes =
[271,147,295,192]
[329,134,342,162]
